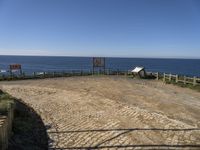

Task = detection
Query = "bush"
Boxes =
[0,91,14,115]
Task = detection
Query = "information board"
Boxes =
[10,64,22,70]
[93,57,105,67]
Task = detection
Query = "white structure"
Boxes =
[0,70,7,73]
[131,67,146,78]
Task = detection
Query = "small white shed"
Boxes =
[131,67,146,78]
[0,70,7,73]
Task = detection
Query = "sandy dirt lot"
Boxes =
[1,76,200,149]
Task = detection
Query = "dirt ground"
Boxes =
[0,76,200,149]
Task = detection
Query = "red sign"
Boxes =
[10,64,21,70]
[93,58,105,67]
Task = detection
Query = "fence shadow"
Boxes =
[48,128,200,149]
[8,99,48,150]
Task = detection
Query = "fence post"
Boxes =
[62,71,65,77]
[33,72,36,78]
[156,72,159,80]
[169,74,172,81]
[81,70,83,76]
[0,116,8,150]
[193,76,197,86]
[0,120,3,150]
[124,71,127,77]
[22,72,25,78]
[89,69,91,75]
[176,75,178,83]
[9,71,12,79]
[43,72,46,78]
[184,76,186,84]
[163,73,165,82]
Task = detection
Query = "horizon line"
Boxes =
[0,54,200,59]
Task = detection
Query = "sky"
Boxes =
[0,0,200,58]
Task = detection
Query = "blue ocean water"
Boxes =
[0,56,199,77]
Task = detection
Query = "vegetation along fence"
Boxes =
[0,92,15,150]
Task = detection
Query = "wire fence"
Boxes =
[0,69,200,86]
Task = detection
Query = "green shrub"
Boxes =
[0,91,14,115]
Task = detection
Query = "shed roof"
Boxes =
[131,67,144,73]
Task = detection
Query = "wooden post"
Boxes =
[9,70,12,79]
[0,116,8,150]
[184,76,186,84]
[124,71,127,77]
[81,70,83,76]
[7,104,11,137]
[90,69,92,76]
[22,72,25,78]
[163,73,165,82]
[62,71,64,77]
[169,74,172,81]
[43,72,46,78]
[70,70,73,76]
[20,68,23,76]
[33,72,36,78]
[176,75,178,83]
[156,72,159,80]
[0,120,4,150]
[89,69,91,75]
[193,76,197,86]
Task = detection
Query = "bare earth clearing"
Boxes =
[1,76,200,149]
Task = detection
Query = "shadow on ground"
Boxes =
[48,128,200,149]
[8,99,48,150]
[6,99,200,150]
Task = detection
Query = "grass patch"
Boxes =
[0,90,14,115]
[165,80,200,92]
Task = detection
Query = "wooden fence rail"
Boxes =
[163,73,200,86]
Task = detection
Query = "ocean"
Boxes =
[0,56,199,77]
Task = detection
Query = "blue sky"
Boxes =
[0,0,200,58]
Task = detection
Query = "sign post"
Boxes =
[92,57,105,74]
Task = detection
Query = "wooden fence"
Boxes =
[0,102,15,150]
[0,69,200,86]
[162,73,200,86]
